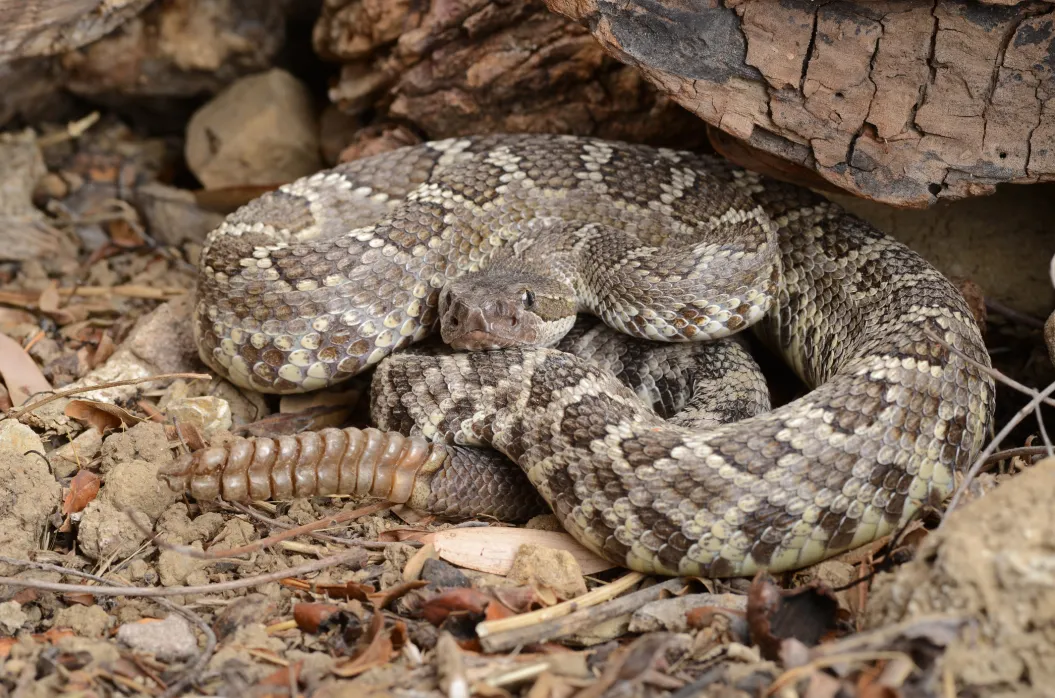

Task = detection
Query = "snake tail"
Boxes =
[159,427,549,521]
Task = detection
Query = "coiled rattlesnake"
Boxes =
[180,134,995,576]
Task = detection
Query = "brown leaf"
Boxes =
[0,331,51,406]
[256,661,302,698]
[65,399,143,433]
[63,470,101,514]
[293,603,342,633]
[280,578,374,601]
[368,580,428,609]
[420,588,495,627]
[106,218,146,248]
[747,572,841,662]
[332,612,400,678]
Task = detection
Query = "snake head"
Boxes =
[439,271,576,350]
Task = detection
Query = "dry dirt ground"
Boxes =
[0,40,1053,698]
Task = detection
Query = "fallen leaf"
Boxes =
[65,399,143,432]
[280,578,373,601]
[63,470,101,514]
[420,588,500,627]
[293,603,343,633]
[747,572,841,662]
[424,527,613,576]
[332,612,403,678]
[0,331,51,406]
[256,661,302,698]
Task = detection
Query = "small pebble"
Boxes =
[117,615,198,661]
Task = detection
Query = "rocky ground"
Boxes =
[0,2,1053,697]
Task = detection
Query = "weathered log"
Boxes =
[313,0,706,148]
[546,0,1055,207]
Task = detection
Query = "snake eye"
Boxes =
[522,289,535,309]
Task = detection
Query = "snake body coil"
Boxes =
[183,135,995,577]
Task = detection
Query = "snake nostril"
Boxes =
[450,317,459,327]
[510,316,518,327]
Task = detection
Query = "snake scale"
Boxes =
[171,134,995,577]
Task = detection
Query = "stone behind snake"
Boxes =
[193,134,995,576]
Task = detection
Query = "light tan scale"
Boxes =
[177,134,995,577]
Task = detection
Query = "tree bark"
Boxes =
[546,0,1055,207]
[314,0,707,149]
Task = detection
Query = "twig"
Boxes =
[124,502,390,559]
[5,372,210,419]
[944,378,1055,518]
[36,111,100,147]
[984,298,1046,330]
[478,577,687,653]
[0,555,216,698]
[229,502,412,550]
[0,549,363,597]
[984,445,1054,465]
[477,571,645,638]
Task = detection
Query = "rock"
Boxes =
[100,421,172,473]
[0,424,62,575]
[101,459,181,520]
[421,558,470,588]
[0,419,44,457]
[117,615,198,661]
[866,458,1055,695]
[77,499,148,560]
[48,428,104,479]
[507,543,587,600]
[0,129,70,263]
[134,182,225,246]
[163,395,232,441]
[629,593,747,633]
[53,604,113,638]
[185,68,322,188]
[158,546,209,587]
[0,601,27,634]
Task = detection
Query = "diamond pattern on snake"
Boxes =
[165,134,995,577]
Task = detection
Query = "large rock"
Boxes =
[866,459,1055,696]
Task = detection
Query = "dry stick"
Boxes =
[984,297,1046,330]
[229,502,412,550]
[478,577,687,653]
[477,571,646,638]
[0,555,216,698]
[984,445,1054,465]
[5,372,211,419]
[124,502,391,560]
[0,549,363,597]
[945,378,1055,518]
[1034,400,1054,457]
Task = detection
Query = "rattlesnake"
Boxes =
[171,134,995,577]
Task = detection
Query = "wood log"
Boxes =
[546,0,1055,207]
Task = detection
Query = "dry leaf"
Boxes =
[65,399,143,432]
[63,470,101,514]
[332,612,402,678]
[424,527,614,576]
[0,331,51,406]
[293,603,342,633]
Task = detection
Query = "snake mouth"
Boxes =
[448,330,519,351]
